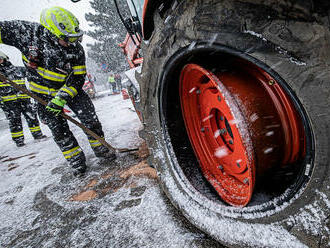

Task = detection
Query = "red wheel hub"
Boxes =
[179,62,304,207]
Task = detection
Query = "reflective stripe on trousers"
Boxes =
[11,131,24,138]
[13,80,28,98]
[62,146,83,160]
[89,139,102,147]
[29,126,41,133]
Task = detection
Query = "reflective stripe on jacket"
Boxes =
[1,94,17,102]
[108,76,115,83]
[29,81,58,96]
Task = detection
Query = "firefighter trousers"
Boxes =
[36,90,109,168]
[109,82,117,94]
[1,99,43,144]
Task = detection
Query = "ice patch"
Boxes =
[250,113,259,122]
[265,131,274,136]
[263,147,273,154]
[243,30,267,42]
[266,124,280,129]
[202,114,213,122]
[215,146,228,158]
[214,129,221,138]
[229,119,239,125]
[208,34,218,45]
[164,15,172,24]
[188,41,197,51]
[189,87,196,93]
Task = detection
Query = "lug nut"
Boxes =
[268,79,275,86]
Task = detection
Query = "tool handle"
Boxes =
[0,73,136,153]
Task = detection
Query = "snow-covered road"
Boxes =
[0,93,223,247]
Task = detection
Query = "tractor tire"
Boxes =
[137,0,330,247]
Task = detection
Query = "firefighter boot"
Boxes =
[34,134,47,140]
[16,140,25,147]
[66,150,87,177]
[94,145,116,162]
[71,160,87,177]
[15,136,25,147]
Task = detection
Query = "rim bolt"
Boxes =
[219,116,224,121]
[201,127,205,132]
[218,165,223,171]
[236,162,241,168]
[196,89,201,94]
[217,95,221,101]
[229,139,233,144]
[268,79,275,86]
[243,178,249,185]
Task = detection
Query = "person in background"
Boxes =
[83,73,96,99]
[108,73,117,94]
[114,73,122,93]
[0,51,46,147]
[86,73,96,92]
[0,7,116,176]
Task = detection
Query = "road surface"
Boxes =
[0,93,223,248]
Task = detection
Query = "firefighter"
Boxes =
[0,51,45,147]
[0,6,116,176]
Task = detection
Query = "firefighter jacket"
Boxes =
[108,75,115,84]
[0,61,29,103]
[0,20,87,102]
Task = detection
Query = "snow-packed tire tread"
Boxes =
[137,0,330,247]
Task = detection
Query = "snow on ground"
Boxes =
[0,93,222,248]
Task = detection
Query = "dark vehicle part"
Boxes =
[137,0,330,247]
[114,0,139,45]
[115,0,143,68]
[119,33,143,68]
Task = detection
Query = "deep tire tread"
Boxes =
[137,0,330,247]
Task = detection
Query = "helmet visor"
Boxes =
[60,33,83,44]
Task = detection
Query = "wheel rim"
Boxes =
[179,61,305,207]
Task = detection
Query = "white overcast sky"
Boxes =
[0,0,94,66]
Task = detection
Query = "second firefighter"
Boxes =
[0,51,45,147]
